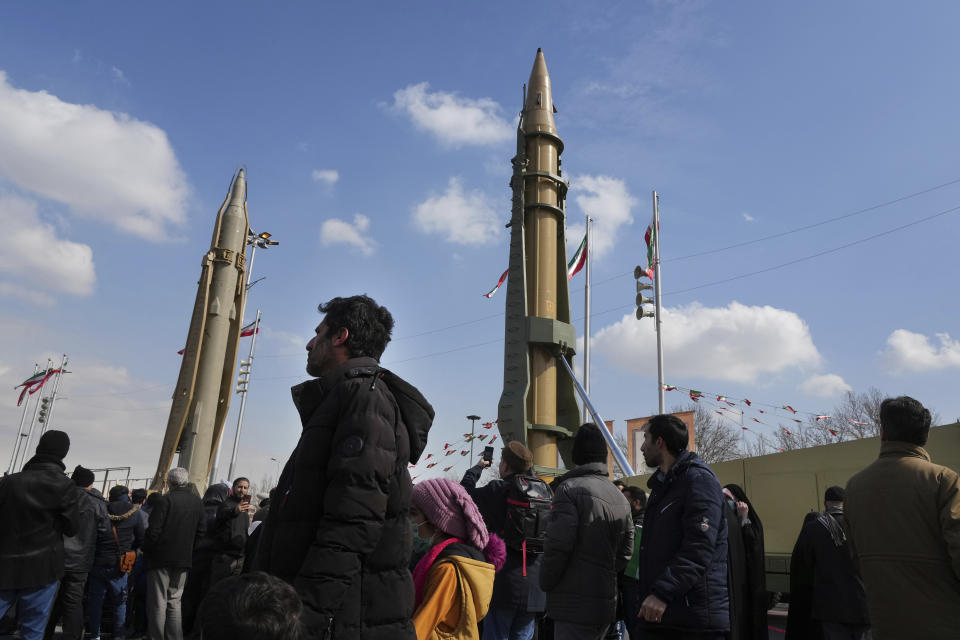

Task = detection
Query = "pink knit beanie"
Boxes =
[412,478,489,551]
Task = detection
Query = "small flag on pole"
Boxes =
[567,235,587,280]
[482,269,509,298]
[663,385,677,391]
[240,320,259,337]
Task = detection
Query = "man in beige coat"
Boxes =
[845,396,960,640]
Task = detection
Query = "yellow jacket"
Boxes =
[413,553,495,640]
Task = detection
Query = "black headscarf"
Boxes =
[724,483,767,640]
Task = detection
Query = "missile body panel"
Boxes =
[152,170,249,490]
[497,50,581,475]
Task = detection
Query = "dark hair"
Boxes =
[613,480,626,489]
[319,295,394,361]
[646,414,689,457]
[623,485,647,509]
[145,492,163,510]
[199,572,303,640]
[232,477,250,489]
[108,485,129,502]
[880,396,931,446]
[131,488,148,505]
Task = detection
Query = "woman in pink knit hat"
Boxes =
[410,477,506,640]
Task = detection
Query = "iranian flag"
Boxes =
[689,390,703,402]
[567,234,587,281]
[643,212,658,279]
[482,269,509,299]
[662,385,677,391]
[815,415,830,422]
[15,369,58,406]
[240,320,259,337]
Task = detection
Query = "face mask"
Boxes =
[411,520,434,557]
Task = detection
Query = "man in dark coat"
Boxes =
[255,295,434,640]
[787,486,870,640]
[86,485,145,640]
[540,423,634,640]
[0,430,80,640]
[143,466,205,640]
[637,414,729,639]
[210,476,252,585]
[45,465,108,640]
[461,440,541,640]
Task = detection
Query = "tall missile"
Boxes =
[152,170,250,490]
[498,50,581,474]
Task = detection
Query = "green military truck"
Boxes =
[626,422,960,594]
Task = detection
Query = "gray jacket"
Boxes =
[540,462,634,625]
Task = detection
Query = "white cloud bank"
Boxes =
[320,214,376,256]
[413,177,501,245]
[800,373,852,398]
[566,175,636,258]
[0,194,95,300]
[0,70,189,240]
[392,83,512,147]
[312,169,339,188]
[592,301,821,383]
[882,329,960,373]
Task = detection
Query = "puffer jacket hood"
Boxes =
[107,501,139,521]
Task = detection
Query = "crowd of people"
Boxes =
[1,295,958,640]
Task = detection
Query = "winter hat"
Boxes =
[572,423,608,465]
[72,465,95,488]
[501,441,533,473]
[412,478,489,551]
[36,430,70,460]
[824,486,845,503]
[109,485,130,502]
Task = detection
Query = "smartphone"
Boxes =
[483,446,494,462]
[241,494,251,505]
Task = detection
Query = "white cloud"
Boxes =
[412,177,501,245]
[882,329,960,373]
[320,213,376,256]
[742,212,755,222]
[0,70,189,240]
[392,83,512,147]
[0,194,95,300]
[592,301,821,383]
[111,66,130,86]
[311,169,339,188]
[800,374,852,398]
[566,175,637,258]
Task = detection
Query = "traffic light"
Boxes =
[236,361,251,394]
[634,266,655,320]
[38,396,50,423]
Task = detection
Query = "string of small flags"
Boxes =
[409,419,501,481]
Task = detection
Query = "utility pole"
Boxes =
[7,363,38,474]
[41,354,68,434]
[653,191,665,414]
[583,215,592,422]
[467,415,481,461]
[227,309,261,481]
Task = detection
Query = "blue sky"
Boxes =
[1,1,958,486]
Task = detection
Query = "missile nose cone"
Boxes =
[524,49,556,134]
[229,169,247,206]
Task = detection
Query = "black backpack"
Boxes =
[503,474,553,553]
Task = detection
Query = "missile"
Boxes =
[497,50,581,474]
[152,169,250,490]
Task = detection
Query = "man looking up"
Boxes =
[637,414,729,639]
[255,295,434,640]
[845,396,960,639]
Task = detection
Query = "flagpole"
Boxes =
[42,354,68,435]
[583,215,592,422]
[653,191,665,414]
[227,309,261,481]
[19,357,52,471]
[7,363,39,475]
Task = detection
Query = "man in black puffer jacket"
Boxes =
[540,423,634,640]
[255,295,434,640]
[45,465,109,640]
[0,430,80,640]
[637,414,729,639]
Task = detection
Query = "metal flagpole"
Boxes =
[227,309,261,481]
[19,358,51,471]
[583,215,592,422]
[7,363,38,474]
[42,354,68,434]
[653,191,665,414]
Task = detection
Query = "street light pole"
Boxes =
[467,415,481,461]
